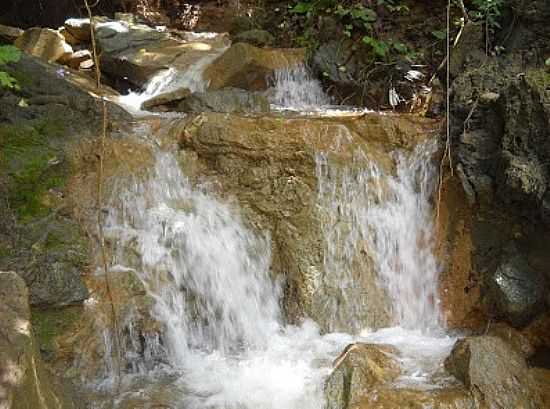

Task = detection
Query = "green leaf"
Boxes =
[351,6,377,22]
[362,36,389,58]
[393,42,408,53]
[0,71,20,90]
[291,2,313,14]
[0,45,21,65]
[431,30,447,40]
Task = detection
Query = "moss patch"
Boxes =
[0,118,68,222]
[31,306,83,360]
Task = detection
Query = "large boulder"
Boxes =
[204,43,306,91]
[14,28,72,63]
[176,112,437,331]
[444,336,543,408]
[0,271,73,409]
[486,249,547,327]
[177,88,270,113]
[141,87,192,111]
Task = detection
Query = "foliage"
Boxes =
[0,45,21,90]
[290,0,414,61]
[470,0,504,35]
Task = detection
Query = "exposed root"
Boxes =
[84,0,123,394]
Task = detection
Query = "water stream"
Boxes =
[96,44,455,408]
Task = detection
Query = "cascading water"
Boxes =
[316,141,443,334]
[269,65,332,111]
[102,150,353,408]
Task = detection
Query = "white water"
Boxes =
[269,65,332,111]
[116,48,226,115]
[317,142,443,333]
[103,152,353,408]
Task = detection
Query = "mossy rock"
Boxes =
[31,305,83,361]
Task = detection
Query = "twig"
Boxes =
[84,0,123,394]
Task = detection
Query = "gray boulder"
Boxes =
[177,88,270,113]
[486,249,547,326]
[445,336,543,408]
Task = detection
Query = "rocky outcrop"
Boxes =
[0,54,128,308]
[443,0,550,334]
[445,336,543,408]
[175,112,437,331]
[0,271,73,409]
[233,29,274,47]
[141,87,192,111]
[204,43,305,91]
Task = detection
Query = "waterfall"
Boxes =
[269,65,332,111]
[103,151,352,408]
[316,141,443,334]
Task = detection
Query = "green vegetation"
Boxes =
[0,119,67,221]
[290,0,415,61]
[0,45,21,90]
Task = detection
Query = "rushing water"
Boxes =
[317,142,443,334]
[269,65,332,111]
[95,39,455,408]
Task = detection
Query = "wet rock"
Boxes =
[204,43,305,91]
[176,112,437,331]
[0,271,73,408]
[0,23,23,43]
[233,29,274,47]
[14,27,72,63]
[444,336,543,408]
[177,88,270,113]
[486,249,547,327]
[142,87,192,111]
[325,343,400,409]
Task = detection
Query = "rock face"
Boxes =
[14,28,72,63]
[0,54,127,308]
[445,336,543,408]
[442,0,550,334]
[204,43,305,91]
[176,112,437,331]
[0,271,72,409]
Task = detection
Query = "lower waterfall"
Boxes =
[97,126,454,407]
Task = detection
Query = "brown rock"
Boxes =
[325,343,401,409]
[204,43,306,91]
[58,27,81,46]
[487,321,535,358]
[60,49,93,70]
[531,367,550,409]
[63,18,91,42]
[14,27,72,63]
[444,336,543,408]
[0,23,24,43]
